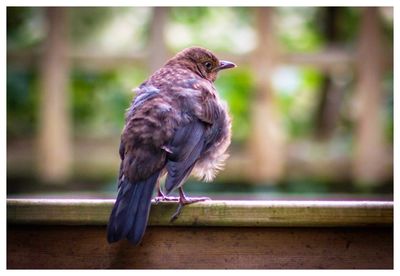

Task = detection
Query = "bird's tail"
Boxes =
[107,171,160,245]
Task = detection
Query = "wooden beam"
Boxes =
[281,48,354,70]
[148,7,169,72]
[248,7,286,182]
[353,7,389,185]
[7,225,393,268]
[37,7,72,184]
[7,199,393,227]
[7,198,393,268]
[8,49,356,71]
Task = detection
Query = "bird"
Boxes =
[107,46,236,245]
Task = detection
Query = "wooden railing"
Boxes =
[7,198,393,269]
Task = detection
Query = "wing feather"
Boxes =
[164,119,206,193]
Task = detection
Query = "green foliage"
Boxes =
[276,7,324,53]
[71,66,147,136]
[7,67,38,137]
[7,7,44,50]
[170,7,252,26]
[276,67,324,139]
[168,7,255,54]
[170,7,210,24]
[333,8,361,44]
[69,7,116,43]
[216,67,255,143]
[274,7,362,51]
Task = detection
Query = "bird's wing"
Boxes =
[108,84,168,244]
[193,88,226,149]
[119,84,171,183]
[126,85,160,119]
[164,118,206,194]
[163,81,225,193]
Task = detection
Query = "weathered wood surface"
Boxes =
[7,199,393,268]
[7,225,392,269]
[7,199,393,227]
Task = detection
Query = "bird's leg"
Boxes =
[170,187,210,222]
[154,183,179,204]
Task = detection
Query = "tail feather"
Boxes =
[127,176,156,243]
[107,171,160,245]
[107,180,139,241]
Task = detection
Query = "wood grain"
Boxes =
[7,199,393,268]
[7,225,392,269]
[7,199,393,227]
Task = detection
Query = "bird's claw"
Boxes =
[170,204,184,222]
[169,196,210,222]
[153,195,180,204]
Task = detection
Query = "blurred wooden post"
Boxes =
[353,8,387,185]
[248,8,285,183]
[314,8,347,140]
[148,7,169,73]
[37,7,72,184]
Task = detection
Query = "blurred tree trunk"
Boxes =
[148,7,169,73]
[37,7,72,184]
[248,8,285,183]
[353,8,387,185]
[314,8,347,140]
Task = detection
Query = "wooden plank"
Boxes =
[148,7,169,72]
[37,7,72,183]
[353,7,389,185]
[281,49,354,70]
[8,49,355,70]
[7,225,393,269]
[7,199,393,227]
[249,7,286,182]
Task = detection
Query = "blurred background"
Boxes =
[7,7,393,200]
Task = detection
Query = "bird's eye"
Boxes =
[204,61,213,70]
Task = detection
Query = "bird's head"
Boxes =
[168,47,236,82]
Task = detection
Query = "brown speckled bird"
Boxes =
[107,47,236,245]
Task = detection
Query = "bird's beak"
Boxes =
[218,60,236,70]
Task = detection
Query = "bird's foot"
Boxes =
[153,195,180,204]
[181,196,211,205]
[170,196,210,222]
[154,187,180,204]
